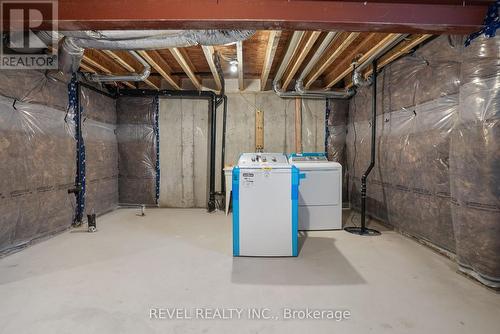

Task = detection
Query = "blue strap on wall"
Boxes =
[232,167,240,256]
[291,166,300,256]
[154,95,160,204]
[465,0,499,46]
[325,99,331,156]
[68,74,86,224]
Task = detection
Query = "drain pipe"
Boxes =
[361,59,378,233]
[221,95,228,194]
[344,59,381,236]
[208,94,217,212]
[87,51,151,83]
[213,52,229,196]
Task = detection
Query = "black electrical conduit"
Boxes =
[118,89,224,212]
[344,59,381,236]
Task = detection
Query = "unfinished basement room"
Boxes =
[0,0,499,333]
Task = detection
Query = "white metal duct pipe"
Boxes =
[273,81,354,100]
[352,64,372,87]
[272,31,304,89]
[57,30,255,74]
[351,34,408,88]
[294,31,337,89]
[59,37,85,74]
[60,30,255,50]
[87,51,151,83]
[271,31,353,99]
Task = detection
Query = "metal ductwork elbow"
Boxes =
[352,64,373,88]
[87,51,151,83]
[59,37,85,74]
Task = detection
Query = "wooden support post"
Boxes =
[255,109,264,152]
[295,98,302,154]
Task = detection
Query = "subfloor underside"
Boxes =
[0,209,498,334]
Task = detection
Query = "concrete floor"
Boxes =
[0,209,498,334]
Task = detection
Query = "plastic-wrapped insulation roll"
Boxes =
[450,35,500,288]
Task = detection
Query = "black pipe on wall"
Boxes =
[345,59,380,236]
[220,95,228,194]
[361,59,378,232]
[208,94,217,212]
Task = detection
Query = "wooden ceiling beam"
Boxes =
[362,34,433,80]
[79,62,96,73]
[281,31,321,91]
[101,50,159,90]
[324,33,403,88]
[260,30,281,91]
[169,47,202,90]
[201,45,222,92]
[82,54,112,74]
[304,32,359,89]
[137,50,182,90]
[236,41,244,91]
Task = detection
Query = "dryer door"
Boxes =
[299,169,340,206]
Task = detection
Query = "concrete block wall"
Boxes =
[159,98,209,208]
[222,92,325,167]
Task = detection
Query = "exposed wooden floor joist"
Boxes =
[170,47,202,90]
[260,31,282,91]
[75,30,437,92]
[137,50,182,90]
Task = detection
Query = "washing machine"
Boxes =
[289,153,342,230]
[232,153,299,257]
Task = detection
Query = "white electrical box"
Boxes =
[289,153,342,230]
[232,153,299,257]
